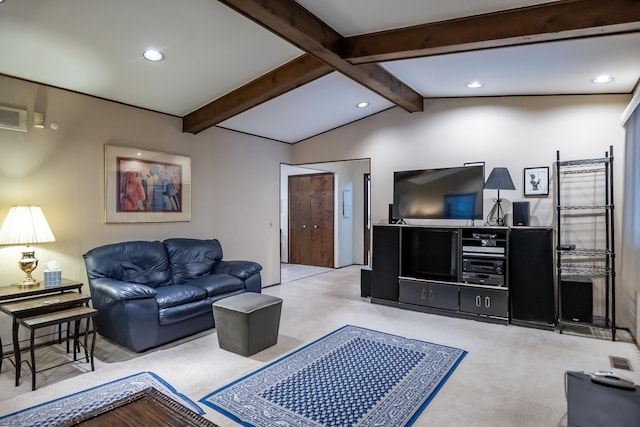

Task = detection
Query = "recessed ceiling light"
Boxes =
[466,81,483,89]
[590,75,614,84]
[143,49,164,61]
[356,102,370,108]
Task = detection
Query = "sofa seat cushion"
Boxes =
[188,274,245,297]
[154,285,206,309]
[159,299,212,326]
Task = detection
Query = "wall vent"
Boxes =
[0,106,27,132]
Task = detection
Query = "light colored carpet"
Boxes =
[0,265,639,426]
[280,263,334,284]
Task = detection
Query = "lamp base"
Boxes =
[486,198,506,226]
[15,277,39,288]
[16,250,40,288]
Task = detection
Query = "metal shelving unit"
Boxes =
[555,146,616,340]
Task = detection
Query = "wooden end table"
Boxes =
[0,279,85,386]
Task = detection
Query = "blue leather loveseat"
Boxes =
[83,238,262,352]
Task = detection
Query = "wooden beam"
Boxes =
[217,0,423,113]
[343,0,640,64]
[183,54,332,134]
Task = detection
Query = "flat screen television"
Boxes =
[393,165,484,220]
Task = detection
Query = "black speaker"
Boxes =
[360,267,371,297]
[388,204,401,224]
[509,229,554,324]
[560,276,593,323]
[513,201,530,226]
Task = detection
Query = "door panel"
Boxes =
[310,174,334,267]
[459,287,508,318]
[289,176,310,265]
[288,173,334,268]
[399,279,459,310]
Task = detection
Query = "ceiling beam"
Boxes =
[183,54,332,134]
[216,0,423,114]
[343,0,640,64]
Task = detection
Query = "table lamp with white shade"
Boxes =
[0,206,56,287]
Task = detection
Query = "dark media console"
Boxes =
[371,225,554,328]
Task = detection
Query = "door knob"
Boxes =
[302,224,306,229]
[313,224,318,229]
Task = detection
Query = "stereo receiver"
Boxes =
[462,272,505,287]
[463,258,504,275]
[462,257,505,286]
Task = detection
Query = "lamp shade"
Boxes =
[485,167,515,190]
[0,206,56,245]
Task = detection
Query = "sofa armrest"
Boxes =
[213,260,262,280]
[90,278,157,301]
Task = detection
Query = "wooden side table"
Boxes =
[0,279,82,302]
[19,306,97,390]
[0,279,85,386]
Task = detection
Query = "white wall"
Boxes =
[292,95,627,230]
[0,75,291,289]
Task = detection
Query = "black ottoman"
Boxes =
[213,293,282,356]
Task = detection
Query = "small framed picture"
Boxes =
[523,167,549,197]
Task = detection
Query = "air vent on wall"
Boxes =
[0,106,27,132]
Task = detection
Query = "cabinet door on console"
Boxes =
[399,279,458,310]
[371,226,400,303]
[459,287,508,318]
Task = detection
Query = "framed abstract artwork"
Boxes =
[523,166,549,197]
[105,145,191,223]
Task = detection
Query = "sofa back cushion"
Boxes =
[83,241,173,288]
[163,238,223,285]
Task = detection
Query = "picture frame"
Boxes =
[105,144,191,223]
[523,166,549,197]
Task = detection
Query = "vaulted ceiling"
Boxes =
[1,0,639,143]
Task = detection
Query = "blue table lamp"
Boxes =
[485,168,515,226]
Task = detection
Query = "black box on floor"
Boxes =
[566,371,640,427]
[560,276,593,323]
[361,267,371,297]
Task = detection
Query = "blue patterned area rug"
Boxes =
[0,371,202,426]
[201,325,467,427]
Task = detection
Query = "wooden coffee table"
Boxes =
[60,387,218,426]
